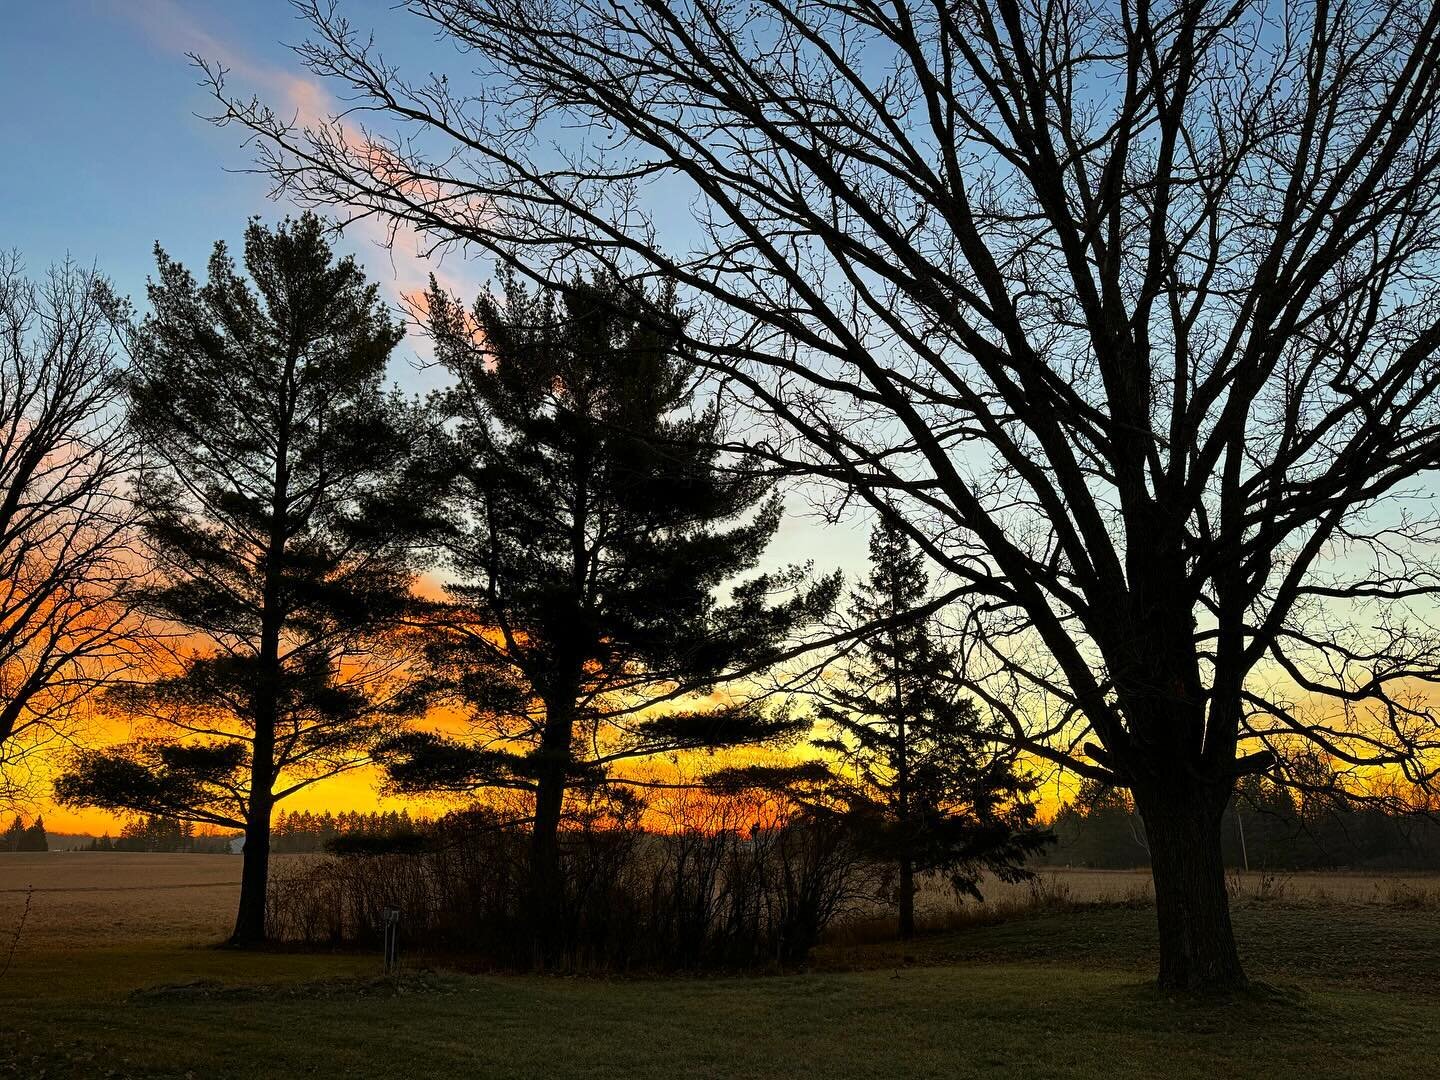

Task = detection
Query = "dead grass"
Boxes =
[912,866,1440,915]
[827,866,1440,949]
[1222,869,1440,908]
[6,853,1438,958]
[0,853,242,949]
[3,854,1438,1078]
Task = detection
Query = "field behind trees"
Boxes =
[2,853,1437,1078]
[8,854,1440,953]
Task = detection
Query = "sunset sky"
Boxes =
[1,0,882,833]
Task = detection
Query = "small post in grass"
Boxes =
[382,907,401,974]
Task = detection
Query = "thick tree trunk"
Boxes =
[231,646,276,948]
[528,765,566,967]
[1135,791,1246,991]
[527,696,576,966]
[231,807,271,946]
[897,855,916,940]
[231,636,278,947]
[530,760,566,898]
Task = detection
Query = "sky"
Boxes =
[1,0,875,832]
[1,1,468,345]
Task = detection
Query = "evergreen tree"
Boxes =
[383,272,837,949]
[1,814,24,852]
[809,519,1049,938]
[116,814,189,853]
[1044,781,1151,869]
[18,814,47,852]
[56,215,426,945]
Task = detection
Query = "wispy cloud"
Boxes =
[110,0,482,316]
[113,0,322,122]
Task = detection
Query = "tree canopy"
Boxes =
[0,256,136,804]
[382,272,839,874]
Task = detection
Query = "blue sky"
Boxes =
[4,4,318,292]
[0,1,482,373]
[0,0,868,572]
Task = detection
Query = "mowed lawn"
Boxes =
[2,855,1437,1079]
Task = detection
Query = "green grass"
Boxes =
[3,904,1436,1079]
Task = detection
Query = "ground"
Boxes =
[2,854,1436,1078]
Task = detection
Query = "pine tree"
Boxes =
[56,214,427,945]
[18,814,47,852]
[809,518,1049,938]
[383,271,837,950]
[2,814,24,853]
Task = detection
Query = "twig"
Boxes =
[0,885,33,980]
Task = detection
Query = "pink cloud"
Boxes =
[113,0,327,125]
[111,0,482,312]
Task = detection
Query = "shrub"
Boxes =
[266,809,870,971]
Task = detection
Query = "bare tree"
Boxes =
[0,254,135,805]
[205,0,1440,990]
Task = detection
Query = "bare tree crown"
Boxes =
[207,0,1440,801]
[0,255,136,802]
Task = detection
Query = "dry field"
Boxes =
[5,852,1438,956]
[0,852,241,949]
[960,865,1440,908]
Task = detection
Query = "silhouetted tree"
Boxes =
[0,255,136,804]
[18,815,46,852]
[208,0,1440,988]
[272,807,422,852]
[57,215,426,945]
[80,819,231,854]
[113,813,184,852]
[381,272,837,955]
[1,815,24,852]
[0,813,47,852]
[806,519,1048,937]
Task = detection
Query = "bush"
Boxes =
[266,807,871,971]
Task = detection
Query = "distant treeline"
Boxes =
[77,811,426,854]
[80,784,1440,872]
[85,815,234,854]
[73,785,1440,873]
[1039,779,1440,871]
[272,810,427,854]
[2,814,48,852]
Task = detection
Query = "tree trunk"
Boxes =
[528,765,566,968]
[232,621,279,947]
[232,365,288,949]
[1135,790,1246,991]
[530,760,565,895]
[897,854,915,940]
[231,626,276,948]
[528,696,575,966]
[230,806,271,946]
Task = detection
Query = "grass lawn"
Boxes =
[3,901,1436,1079]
